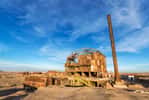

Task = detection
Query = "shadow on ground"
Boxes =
[3,94,28,100]
[121,75,149,88]
[0,88,24,97]
[134,79,149,88]
[0,87,36,100]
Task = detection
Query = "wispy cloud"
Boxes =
[10,32,31,43]
[14,35,29,43]
[0,43,8,52]
[118,63,149,72]
[112,0,142,29]
[0,60,56,72]
[96,25,149,53]
[106,57,149,72]
[117,26,149,52]
[33,26,47,37]
[3,0,108,39]
[19,0,149,53]
[89,0,148,53]
[39,39,72,63]
[0,0,145,40]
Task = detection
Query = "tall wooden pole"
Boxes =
[107,15,121,82]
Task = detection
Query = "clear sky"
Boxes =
[0,0,149,72]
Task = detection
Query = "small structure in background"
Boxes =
[128,75,135,81]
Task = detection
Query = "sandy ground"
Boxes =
[0,72,25,88]
[23,87,149,100]
[0,85,149,100]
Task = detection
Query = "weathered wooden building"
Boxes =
[65,48,107,78]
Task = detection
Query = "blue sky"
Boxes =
[0,0,149,72]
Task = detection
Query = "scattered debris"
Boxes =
[134,90,149,94]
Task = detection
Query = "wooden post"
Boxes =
[107,15,121,82]
[89,72,92,77]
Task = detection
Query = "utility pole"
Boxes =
[107,15,121,83]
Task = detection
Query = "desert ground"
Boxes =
[24,87,149,100]
[0,86,149,100]
[0,72,149,100]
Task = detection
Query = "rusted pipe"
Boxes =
[107,14,121,82]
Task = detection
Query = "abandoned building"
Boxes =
[65,48,107,78]
[24,48,109,88]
